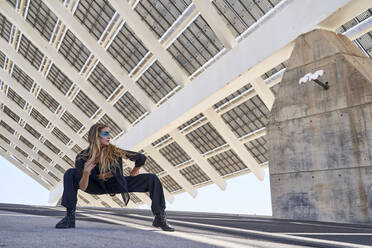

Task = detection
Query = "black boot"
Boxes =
[152,211,175,231]
[55,209,75,229]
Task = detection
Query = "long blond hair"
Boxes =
[79,123,129,176]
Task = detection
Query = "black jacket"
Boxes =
[74,148,147,205]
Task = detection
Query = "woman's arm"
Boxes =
[123,150,147,176]
[124,150,147,167]
[76,153,98,191]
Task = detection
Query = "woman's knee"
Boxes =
[149,173,161,184]
[64,168,76,179]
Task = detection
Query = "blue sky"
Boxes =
[0,155,272,215]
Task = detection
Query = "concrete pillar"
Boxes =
[268,29,372,224]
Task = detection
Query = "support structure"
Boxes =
[250,77,275,111]
[268,29,372,224]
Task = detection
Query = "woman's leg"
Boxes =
[123,174,174,231]
[56,168,105,228]
[57,168,79,228]
[125,173,166,215]
[61,168,106,210]
[60,168,79,211]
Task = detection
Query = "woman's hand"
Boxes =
[80,155,99,191]
[130,167,140,176]
[83,162,96,175]
[97,171,113,180]
[83,155,100,175]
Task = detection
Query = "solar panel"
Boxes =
[152,134,170,147]
[87,62,120,99]
[134,0,192,39]
[82,131,89,142]
[261,61,288,80]
[58,30,91,72]
[136,60,178,104]
[0,50,6,68]
[0,120,15,135]
[0,133,11,144]
[129,193,142,204]
[32,158,45,170]
[356,32,372,58]
[30,108,49,127]
[74,0,116,40]
[159,141,191,166]
[52,126,71,145]
[160,175,182,192]
[244,136,268,164]
[178,113,204,131]
[61,110,84,132]
[111,195,125,207]
[46,64,74,95]
[11,65,34,92]
[7,87,26,109]
[18,34,44,70]
[62,155,74,167]
[3,105,20,123]
[72,144,83,154]
[26,0,58,41]
[113,91,147,124]
[180,164,211,185]
[336,9,371,33]
[107,23,148,73]
[44,139,61,155]
[167,15,224,75]
[207,149,247,176]
[79,195,90,204]
[37,89,60,113]
[143,156,164,174]
[15,146,28,158]
[213,0,279,37]
[48,171,61,182]
[19,136,34,149]
[24,123,41,139]
[73,90,99,118]
[0,13,12,42]
[221,95,269,138]
[185,122,226,154]
[213,85,252,109]
[55,164,66,174]
[37,150,52,163]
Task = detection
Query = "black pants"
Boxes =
[61,168,166,214]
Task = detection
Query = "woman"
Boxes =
[55,123,174,231]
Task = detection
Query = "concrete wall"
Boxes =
[268,29,372,224]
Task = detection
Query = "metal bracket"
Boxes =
[299,70,329,90]
[313,79,329,90]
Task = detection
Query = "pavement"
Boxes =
[0,203,371,248]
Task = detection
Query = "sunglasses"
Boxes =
[100,131,110,137]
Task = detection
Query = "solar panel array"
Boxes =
[0,0,370,207]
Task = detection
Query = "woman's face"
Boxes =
[99,127,111,147]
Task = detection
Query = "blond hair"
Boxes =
[78,123,129,178]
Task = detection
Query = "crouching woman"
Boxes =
[55,123,174,231]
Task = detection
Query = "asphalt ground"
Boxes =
[0,203,371,248]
